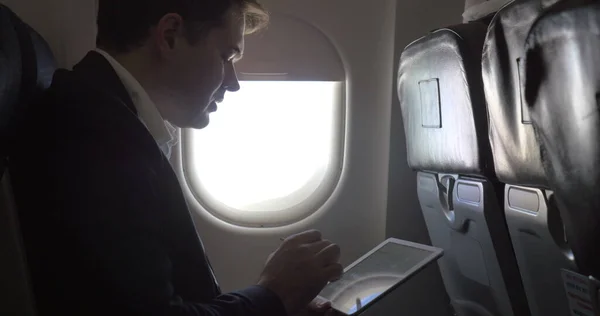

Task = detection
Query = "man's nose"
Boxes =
[223,63,240,92]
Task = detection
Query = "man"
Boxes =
[9,1,343,315]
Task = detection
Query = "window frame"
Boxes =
[180,80,347,228]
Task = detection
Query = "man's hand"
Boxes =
[257,230,343,316]
[293,298,342,316]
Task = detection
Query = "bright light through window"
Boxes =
[184,81,344,226]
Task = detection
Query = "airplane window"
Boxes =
[182,80,345,227]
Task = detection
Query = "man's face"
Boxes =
[155,9,245,129]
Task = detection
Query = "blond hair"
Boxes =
[242,0,270,34]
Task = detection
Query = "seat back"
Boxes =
[398,23,529,316]
[0,4,56,315]
[481,1,577,315]
[524,0,600,282]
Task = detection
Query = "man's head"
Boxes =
[96,0,268,128]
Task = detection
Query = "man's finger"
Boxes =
[314,302,331,312]
[323,263,344,281]
[307,240,333,253]
[316,243,341,265]
[309,297,332,312]
[264,251,275,265]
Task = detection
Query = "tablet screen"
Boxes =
[317,241,440,315]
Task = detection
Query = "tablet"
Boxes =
[316,238,443,316]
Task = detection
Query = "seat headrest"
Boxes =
[482,0,563,188]
[524,1,600,278]
[463,0,511,23]
[0,4,56,176]
[0,6,22,176]
[398,22,492,176]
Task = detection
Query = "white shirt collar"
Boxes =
[94,48,179,158]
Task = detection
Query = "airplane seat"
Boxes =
[398,22,529,316]
[524,0,600,301]
[480,0,578,315]
[0,3,56,315]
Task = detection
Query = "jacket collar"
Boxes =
[71,50,137,114]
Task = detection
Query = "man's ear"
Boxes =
[153,13,186,56]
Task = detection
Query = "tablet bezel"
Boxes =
[317,237,443,316]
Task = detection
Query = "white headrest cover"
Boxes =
[463,0,513,22]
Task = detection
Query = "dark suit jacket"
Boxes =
[9,51,286,316]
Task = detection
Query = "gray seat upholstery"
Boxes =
[481,1,578,315]
[0,4,56,315]
[398,23,529,316]
[524,0,600,283]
